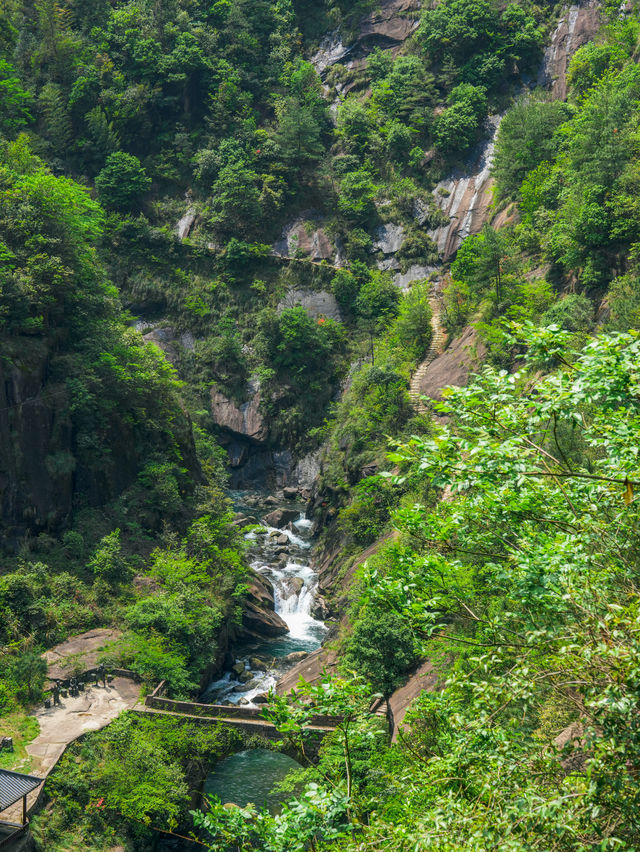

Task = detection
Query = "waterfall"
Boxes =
[204,500,327,706]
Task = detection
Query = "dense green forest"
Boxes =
[1,0,640,849]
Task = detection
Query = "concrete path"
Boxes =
[4,678,141,822]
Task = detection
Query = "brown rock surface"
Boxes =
[210,384,267,444]
[358,0,420,46]
[412,326,487,404]
[389,660,439,742]
[264,507,300,528]
[538,2,602,100]
[44,629,122,681]
[242,574,289,638]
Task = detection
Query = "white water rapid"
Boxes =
[203,494,327,706]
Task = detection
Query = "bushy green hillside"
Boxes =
[3,1,640,850]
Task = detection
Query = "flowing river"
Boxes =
[202,490,327,706]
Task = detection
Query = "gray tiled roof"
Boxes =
[0,768,41,812]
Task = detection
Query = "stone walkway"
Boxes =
[409,288,447,413]
[4,678,141,822]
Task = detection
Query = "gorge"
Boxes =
[2,0,640,850]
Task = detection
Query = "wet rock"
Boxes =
[284,651,308,664]
[238,670,254,684]
[264,507,300,528]
[242,573,289,638]
[265,496,279,506]
[249,657,268,672]
[176,207,197,241]
[311,597,329,620]
[283,486,298,500]
[428,114,502,260]
[253,692,269,704]
[238,697,251,706]
[538,3,601,101]
[282,577,304,598]
[232,662,245,677]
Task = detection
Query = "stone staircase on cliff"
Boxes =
[409,292,447,414]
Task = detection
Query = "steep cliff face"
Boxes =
[0,344,74,545]
[428,114,503,262]
[427,1,602,262]
[0,334,202,548]
[538,1,602,100]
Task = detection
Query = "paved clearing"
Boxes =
[4,677,141,822]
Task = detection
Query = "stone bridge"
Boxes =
[139,684,340,757]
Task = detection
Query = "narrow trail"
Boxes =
[409,287,447,414]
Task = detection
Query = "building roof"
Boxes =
[0,768,41,812]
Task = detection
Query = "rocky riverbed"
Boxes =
[202,490,329,706]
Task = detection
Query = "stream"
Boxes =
[203,490,327,706]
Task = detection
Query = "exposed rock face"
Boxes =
[425,3,601,262]
[143,325,195,367]
[428,114,502,261]
[273,218,344,267]
[242,574,289,638]
[0,351,74,544]
[411,326,487,403]
[388,660,439,742]
[373,223,405,255]
[210,380,268,445]
[538,2,602,100]
[310,0,420,76]
[277,288,342,322]
[393,264,437,292]
[175,207,197,241]
[358,0,420,48]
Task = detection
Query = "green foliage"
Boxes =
[493,99,572,199]
[419,0,542,91]
[95,152,151,211]
[342,608,417,698]
[33,712,242,849]
[0,60,32,135]
[434,83,488,155]
[255,306,348,447]
[389,282,433,361]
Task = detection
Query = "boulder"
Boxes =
[273,219,344,268]
[253,692,269,704]
[282,577,304,598]
[238,670,254,684]
[283,486,298,500]
[311,597,329,620]
[242,573,289,638]
[232,662,245,677]
[264,507,300,528]
[249,657,268,672]
[284,651,309,664]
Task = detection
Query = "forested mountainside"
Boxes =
[2,0,640,849]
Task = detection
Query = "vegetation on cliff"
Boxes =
[2,1,640,851]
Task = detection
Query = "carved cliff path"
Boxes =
[409,289,447,414]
